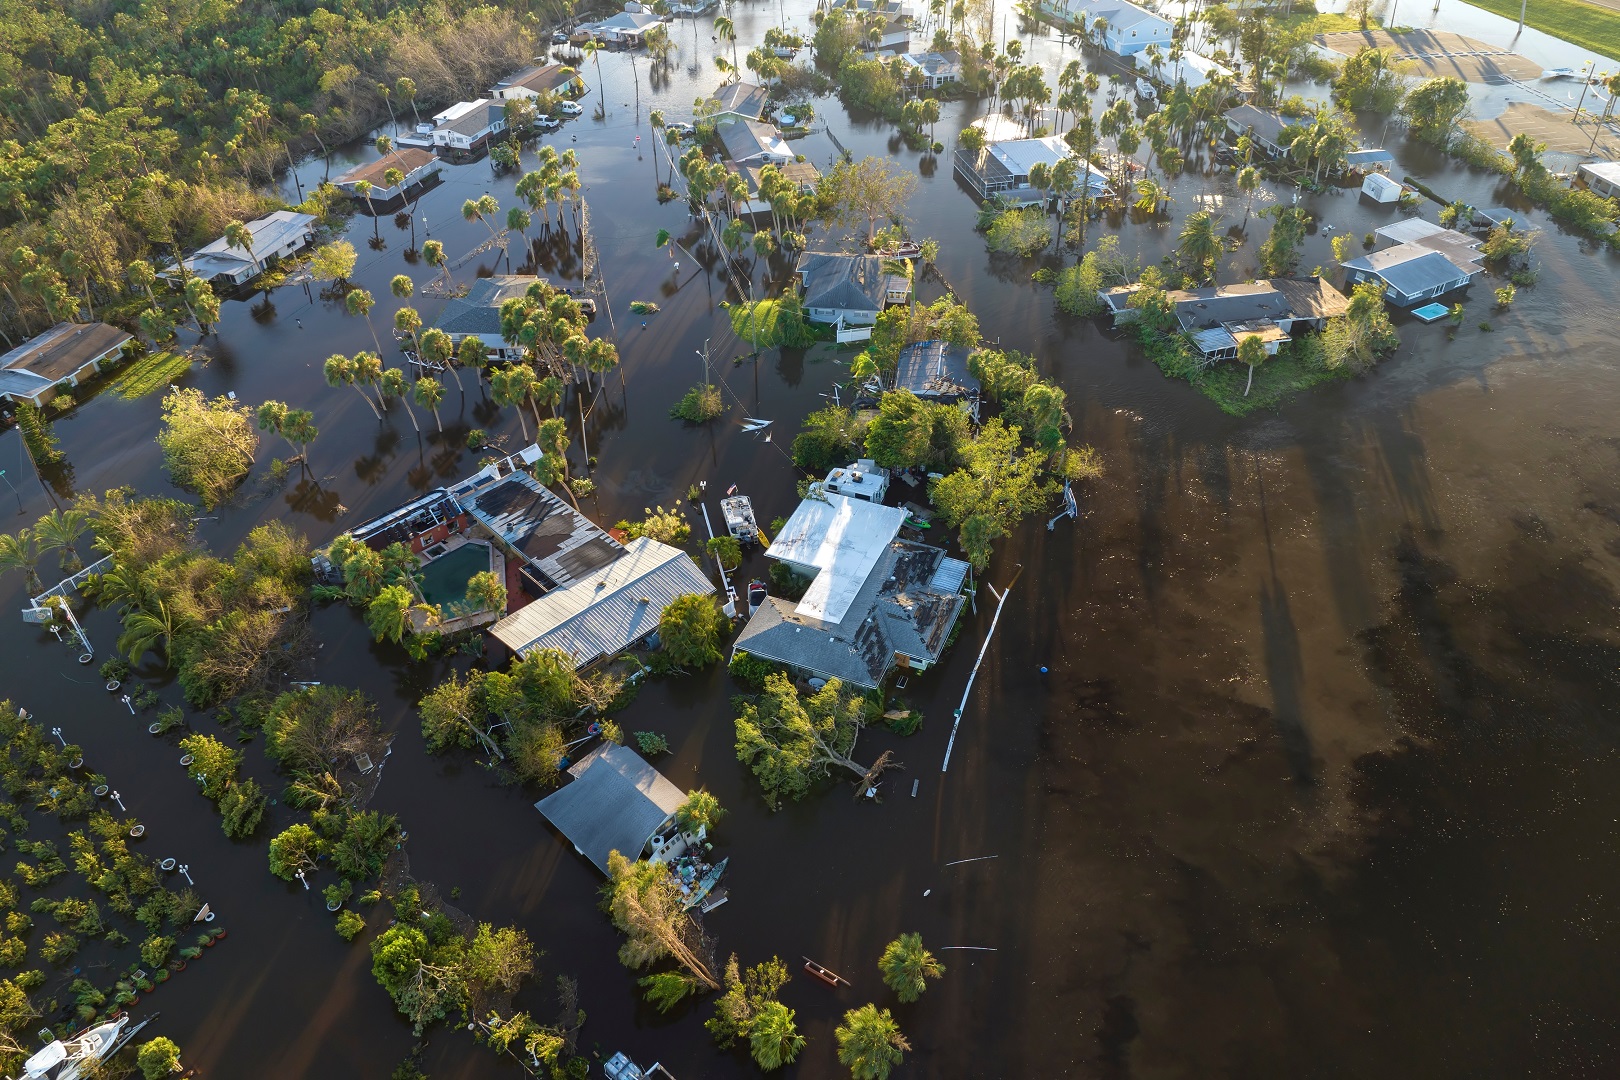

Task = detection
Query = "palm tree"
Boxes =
[1238,334,1267,397]
[1236,165,1261,230]
[282,409,318,465]
[222,221,262,277]
[457,337,490,386]
[1133,177,1170,216]
[354,179,377,226]
[507,207,532,262]
[462,198,499,242]
[419,328,462,391]
[413,377,445,432]
[353,351,385,413]
[835,1005,909,1080]
[649,109,666,183]
[346,288,384,353]
[715,16,739,70]
[584,40,606,103]
[324,354,382,419]
[117,598,187,665]
[490,367,533,439]
[383,167,405,201]
[366,584,415,644]
[878,934,944,1003]
[535,375,564,418]
[0,530,42,595]
[394,306,423,358]
[1176,210,1223,285]
[750,1002,805,1071]
[33,508,89,573]
[421,240,449,289]
[379,369,420,432]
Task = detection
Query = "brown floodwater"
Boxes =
[3,4,1620,1077]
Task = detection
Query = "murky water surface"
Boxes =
[4,2,1620,1076]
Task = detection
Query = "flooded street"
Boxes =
[4,1,1620,1075]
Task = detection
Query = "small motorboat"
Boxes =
[722,495,759,544]
[18,1015,150,1080]
[877,240,922,259]
[802,957,851,988]
[1541,66,1579,79]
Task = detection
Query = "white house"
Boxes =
[583,7,663,45]
[1577,161,1620,199]
[717,119,795,167]
[1361,172,1405,203]
[795,252,908,326]
[1149,52,1231,90]
[490,63,586,102]
[1224,104,1291,158]
[167,211,317,286]
[898,50,963,89]
[1040,0,1172,55]
[0,322,131,406]
[953,133,1111,207]
[332,148,441,203]
[431,100,507,151]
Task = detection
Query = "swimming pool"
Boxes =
[416,544,491,608]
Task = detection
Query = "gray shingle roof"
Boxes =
[434,275,541,336]
[717,118,789,163]
[795,252,898,312]
[535,743,686,873]
[1226,105,1289,145]
[1342,248,1475,296]
[715,81,770,118]
[0,322,130,383]
[1169,282,1287,329]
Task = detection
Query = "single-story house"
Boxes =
[1374,217,1456,247]
[584,8,663,45]
[723,160,820,217]
[454,462,627,598]
[1341,246,1482,306]
[893,340,979,403]
[712,81,771,123]
[953,133,1111,207]
[431,100,507,151]
[535,743,687,873]
[489,534,714,669]
[490,63,586,102]
[1577,161,1620,199]
[1040,0,1172,55]
[732,489,969,688]
[717,119,795,167]
[852,0,913,18]
[1100,277,1350,362]
[1149,52,1231,90]
[1361,172,1405,203]
[1473,207,1523,229]
[332,148,441,204]
[1224,105,1290,158]
[166,210,317,286]
[794,252,908,326]
[0,322,131,406]
[898,50,963,89]
[821,459,889,503]
[1345,148,1395,172]
[433,275,541,362]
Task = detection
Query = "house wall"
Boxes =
[806,306,880,326]
[1104,22,1171,55]
[1581,167,1620,199]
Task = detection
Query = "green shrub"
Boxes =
[336,909,367,941]
[669,383,723,422]
[633,731,670,756]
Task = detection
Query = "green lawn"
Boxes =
[1455,0,1620,61]
[1191,351,1352,417]
[106,350,192,399]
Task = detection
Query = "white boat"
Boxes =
[16,1015,148,1080]
[1541,67,1579,79]
[721,495,759,544]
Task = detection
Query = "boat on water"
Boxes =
[604,1052,678,1079]
[15,1014,148,1080]
[875,240,922,259]
[1542,67,1579,79]
[721,495,759,544]
[682,856,728,910]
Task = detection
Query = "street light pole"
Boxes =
[178,863,193,886]
[111,790,125,812]
[50,727,64,746]
[0,469,21,514]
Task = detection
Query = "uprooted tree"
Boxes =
[603,850,720,1009]
[733,673,881,809]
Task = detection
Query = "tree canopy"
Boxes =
[659,593,728,670]
[156,389,258,509]
[734,674,872,808]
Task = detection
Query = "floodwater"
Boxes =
[5,1,1620,1076]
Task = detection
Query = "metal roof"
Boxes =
[1345,148,1394,167]
[459,468,625,587]
[894,340,979,400]
[1343,248,1476,296]
[0,368,54,401]
[437,100,503,137]
[493,63,580,95]
[434,275,541,337]
[1579,161,1620,185]
[1225,105,1289,145]
[766,492,906,623]
[490,536,713,668]
[535,743,686,873]
[178,211,315,279]
[717,118,792,163]
[1375,218,1449,245]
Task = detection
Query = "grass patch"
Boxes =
[107,351,192,399]
[1278,11,1366,33]
[1191,351,1351,417]
[1456,0,1620,60]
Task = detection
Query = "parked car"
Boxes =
[555,100,584,117]
[552,29,570,44]
[535,116,562,133]
[664,121,694,137]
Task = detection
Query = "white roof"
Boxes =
[766,492,906,624]
[185,211,316,276]
[489,536,713,667]
[1156,52,1231,83]
[1579,161,1620,184]
[1375,218,1449,245]
[989,136,1069,177]
[432,100,485,124]
[823,459,885,500]
[1362,172,1404,200]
